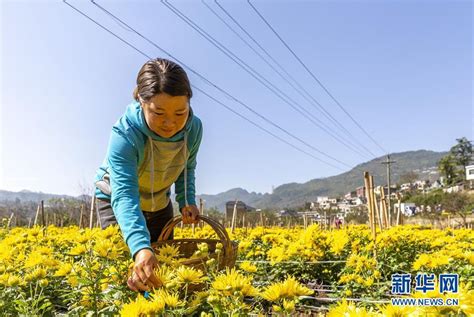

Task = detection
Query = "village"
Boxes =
[223,164,474,229]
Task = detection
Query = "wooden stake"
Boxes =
[364,172,373,233]
[374,187,382,230]
[34,204,40,226]
[231,200,238,233]
[368,175,377,258]
[79,204,84,228]
[396,194,402,226]
[89,195,95,229]
[369,176,377,234]
[380,187,390,228]
[41,200,45,227]
[7,213,14,228]
[198,198,203,229]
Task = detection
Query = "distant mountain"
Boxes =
[197,150,447,211]
[1,150,448,213]
[0,190,74,204]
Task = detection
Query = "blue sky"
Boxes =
[1,0,472,196]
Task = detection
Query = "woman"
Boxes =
[94,58,202,292]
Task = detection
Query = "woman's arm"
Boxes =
[107,128,152,259]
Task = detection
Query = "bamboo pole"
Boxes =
[28,218,32,228]
[369,176,377,233]
[7,213,14,228]
[380,186,390,228]
[231,200,238,233]
[374,187,382,230]
[41,200,45,227]
[89,194,95,229]
[95,196,101,228]
[79,204,84,228]
[369,175,378,259]
[199,198,204,229]
[396,194,402,225]
[364,172,373,234]
[34,204,40,226]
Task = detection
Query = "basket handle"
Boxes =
[157,215,231,249]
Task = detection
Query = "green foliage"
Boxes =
[450,137,473,169]
[438,137,473,184]
[438,154,462,185]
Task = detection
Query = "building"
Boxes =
[466,165,474,189]
[225,201,255,221]
[316,196,329,203]
[356,186,366,198]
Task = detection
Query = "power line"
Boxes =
[211,0,377,159]
[63,0,350,170]
[89,0,353,169]
[162,0,372,160]
[247,0,387,155]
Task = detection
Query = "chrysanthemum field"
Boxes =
[0,224,472,316]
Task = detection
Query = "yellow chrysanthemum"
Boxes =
[239,261,258,273]
[153,265,175,287]
[261,276,313,302]
[152,289,182,308]
[69,244,87,256]
[175,266,206,285]
[156,244,181,259]
[211,268,258,297]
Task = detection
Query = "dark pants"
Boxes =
[96,198,174,243]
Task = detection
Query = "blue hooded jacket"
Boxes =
[94,101,202,258]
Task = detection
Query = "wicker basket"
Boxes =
[151,215,238,271]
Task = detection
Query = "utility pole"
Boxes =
[382,155,396,225]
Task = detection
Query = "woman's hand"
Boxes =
[181,205,199,224]
[127,248,161,292]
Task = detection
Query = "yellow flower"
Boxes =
[67,275,79,287]
[54,263,73,277]
[211,268,258,297]
[327,299,374,317]
[7,275,20,287]
[39,279,48,287]
[69,244,87,256]
[378,304,416,317]
[282,299,296,312]
[239,261,258,273]
[153,265,175,287]
[152,289,182,308]
[24,251,44,268]
[175,266,206,285]
[156,244,181,259]
[93,239,115,258]
[330,230,348,255]
[261,276,313,302]
[120,294,164,317]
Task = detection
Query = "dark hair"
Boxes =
[133,58,193,102]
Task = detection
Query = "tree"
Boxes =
[204,207,225,224]
[399,171,419,185]
[438,154,460,186]
[440,192,473,228]
[450,137,473,175]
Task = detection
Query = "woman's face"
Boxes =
[141,93,190,138]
